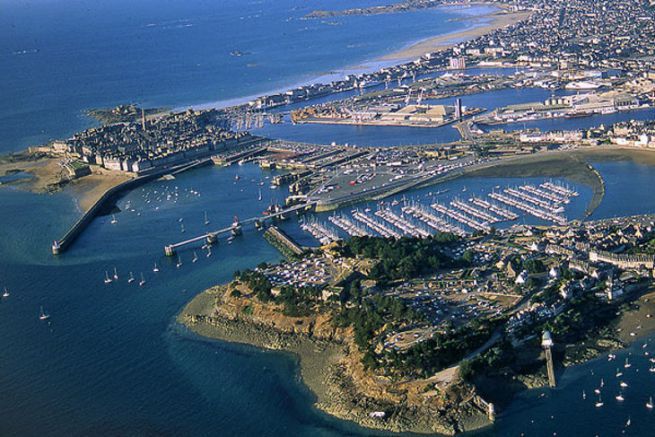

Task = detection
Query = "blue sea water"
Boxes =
[3,1,655,436]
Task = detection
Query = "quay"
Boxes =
[163,202,315,256]
[264,225,305,257]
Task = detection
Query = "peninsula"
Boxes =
[181,215,655,434]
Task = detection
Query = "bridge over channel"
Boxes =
[163,202,315,256]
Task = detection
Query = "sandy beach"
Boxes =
[65,168,133,212]
[382,7,531,61]
[0,152,132,212]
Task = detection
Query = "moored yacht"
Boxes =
[39,306,50,321]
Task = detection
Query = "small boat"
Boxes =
[595,395,604,408]
[608,354,616,361]
[204,211,210,225]
[258,189,262,201]
[582,390,586,400]
[153,262,159,273]
[620,381,628,388]
[206,247,212,258]
[616,393,625,402]
[139,273,146,287]
[235,174,240,181]
[2,287,9,298]
[600,378,604,388]
[39,306,50,321]
[649,367,655,373]
[594,388,601,395]
[180,223,185,233]
[647,396,654,409]
[625,417,631,427]
[104,271,112,284]
[127,272,135,283]
[176,256,183,268]
[616,369,623,377]
[625,358,632,368]
[110,214,118,224]
[113,267,119,281]
[192,251,198,263]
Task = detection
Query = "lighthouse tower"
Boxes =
[542,330,557,387]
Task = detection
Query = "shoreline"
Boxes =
[178,263,655,436]
[0,152,133,212]
[189,4,518,112]
[178,285,493,436]
[178,280,655,435]
[381,6,531,62]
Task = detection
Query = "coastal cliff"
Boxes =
[178,284,494,435]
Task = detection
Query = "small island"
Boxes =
[180,215,655,434]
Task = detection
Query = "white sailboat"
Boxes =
[113,267,119,281]
[153,262,159,273]
[139,273,146,287]
[110,214,118,224]
[104,271,112,284]
[176,256,183,269]
[2,287,9,298]
[206,247,212,258]
[624,358,632,368]
[258,189,262,201]
[128,272,135,283]
[620,381,628,388]
[616,393,625,402]
[192,251,198,263]
[204,211,210,225]
[39,306,50,321]
[646,396,654,409]
[595,395,604,408]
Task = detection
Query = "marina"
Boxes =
[401,203,467,237]
[431,201,492,233]
[327,214,371,237]
[352,210,402,239]
[374,208,430,239]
